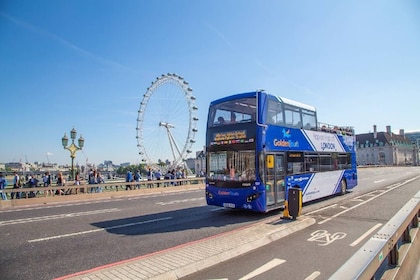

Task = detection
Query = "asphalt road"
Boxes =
[181,167,420,279]
[0,166,419,280]
[0,189,278,280]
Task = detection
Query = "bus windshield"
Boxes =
[208,97,256,127]
[208,150,256,182]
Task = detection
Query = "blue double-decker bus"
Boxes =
[205,90,357,212]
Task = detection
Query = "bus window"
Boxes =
[320,153,332,171]
[338,153,351,169]
[302,108,317,130]
[266,99,284,126]
[284,104,302,128]
[208,150,256,182]
[304,152,319,172]
[208,97,256,127]
[287,152,304,174]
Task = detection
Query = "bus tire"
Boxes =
[340,179,347,195]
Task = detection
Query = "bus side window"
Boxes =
[320,154,332,171]
[288,162,304,174]
[287,152,304,174]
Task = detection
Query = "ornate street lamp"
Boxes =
[62,127,84,179]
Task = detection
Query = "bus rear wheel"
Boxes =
[340,179,347,195]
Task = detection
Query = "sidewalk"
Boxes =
[0,183,205,209]
[55,216,315,280]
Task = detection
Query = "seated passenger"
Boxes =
[217,116,225,124]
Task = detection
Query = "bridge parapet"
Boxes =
[330,190,420,280]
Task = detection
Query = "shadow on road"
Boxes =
[91,205,280,236]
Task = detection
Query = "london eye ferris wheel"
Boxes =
[136,73,198,171]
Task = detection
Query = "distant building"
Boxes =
[356,125,418,166]
[405,131,420,148]
[5,162,24,171]
[97,160,116,172]
[185,158,196,172]
[42,162,56,169]
[405,131,420,166]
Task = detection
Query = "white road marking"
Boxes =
[0,208,121,226]
[305,204,337,215]
[238,258,286,280]
[28,216,172,243]
[308,230,346,246]
[349,223,383,247]
[210,207,226,212]
[0,200,117,213]
[156,197,205,205]
[374,179,386,183]
[0,190,203,213]
[318,178,417,225]
[305,271,321,280]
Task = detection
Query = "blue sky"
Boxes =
[1,0,419,166]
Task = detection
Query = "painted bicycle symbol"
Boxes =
[307,230,346,246]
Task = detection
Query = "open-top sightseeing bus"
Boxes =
[205,90,357,212]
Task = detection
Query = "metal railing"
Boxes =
[0,177,206,199]
[330,190,420,280]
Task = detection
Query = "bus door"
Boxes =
[265,153,286,207]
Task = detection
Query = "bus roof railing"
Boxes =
[318,122,354,136]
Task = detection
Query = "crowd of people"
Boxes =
[125,168,188,189]
[0,170,99,200]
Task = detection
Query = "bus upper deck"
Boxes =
[208,91,354,136]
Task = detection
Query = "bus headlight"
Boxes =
[246,193,260,202]
[206,191,214,200]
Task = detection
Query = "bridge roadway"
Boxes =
[0,167,419,279]
[57,210,314,280]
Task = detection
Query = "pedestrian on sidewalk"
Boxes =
[134,170,142,189]
[0,172,7,200]
[155,169,162,187]
[11,172,21,199]
[126,170,133,190]
[95,171,104,193]
[56,171,65,195]
[73,171,81,194]
[88,169,97,193]
[147,168,154,188]
[43,171,53,196]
